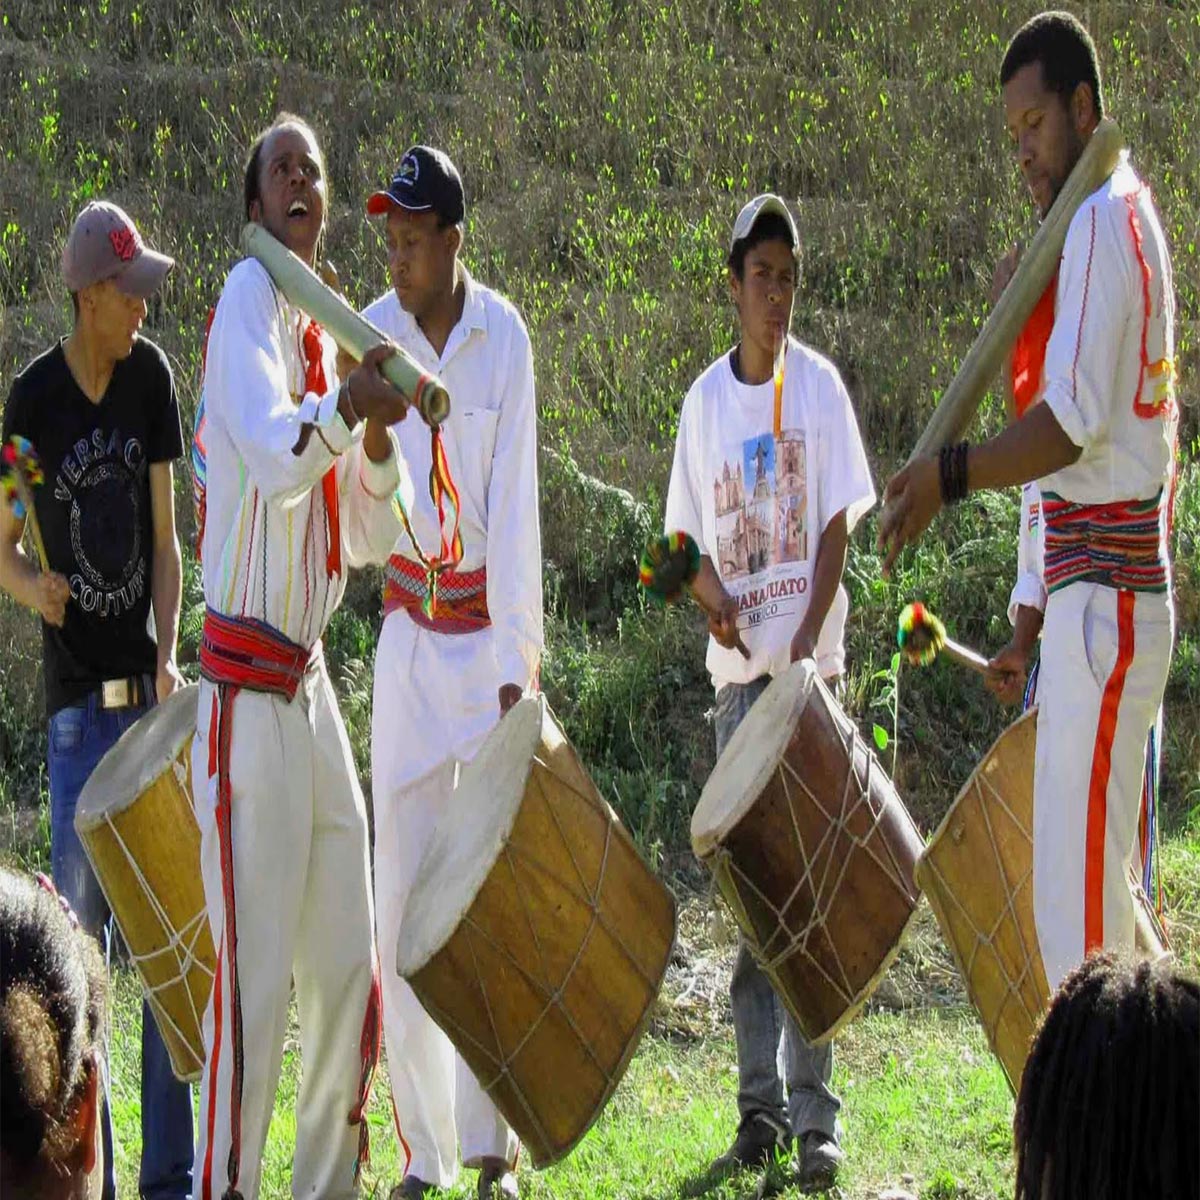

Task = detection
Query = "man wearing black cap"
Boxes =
[0,199,194,1198]
[362,146,542,1200]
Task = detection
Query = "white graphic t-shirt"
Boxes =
[665,337,876,691]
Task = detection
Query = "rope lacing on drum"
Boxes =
[98,811,215,1077]
[713,712,919,1029]
[414,751,670,1159]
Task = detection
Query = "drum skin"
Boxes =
[691,661,924,1045]
[74,685,213,1082]
[396,698,677,1168]
[916,707,1169,1095]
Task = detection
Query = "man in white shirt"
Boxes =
[362,146,542,1200]
[191,112,414,1200]
[880,12,1177,991]
[665,194,876,1193]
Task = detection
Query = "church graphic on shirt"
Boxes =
[714,430,807,581]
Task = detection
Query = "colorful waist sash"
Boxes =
[1042,490,1168,595]
[382,554,490,634]
[199,608,312,699]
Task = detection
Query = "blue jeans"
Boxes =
[713,676,841,1141]
[49,687,195,1199]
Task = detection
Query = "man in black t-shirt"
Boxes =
[0,200,194,1198]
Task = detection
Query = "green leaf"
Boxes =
[891,651,902,674]
[873,724,890,751]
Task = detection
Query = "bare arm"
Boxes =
[879,404,1080,575]
[791,509,848,662]
[149,461,184,700]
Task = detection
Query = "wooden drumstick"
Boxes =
[241,223,452,427]
[880,118,1123,530]
[639,531,751,659]
[2,436,49,572]
[897,602,989,675]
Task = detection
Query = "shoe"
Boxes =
[478,1156,519,1199]
[797,1130,845,1193]
[709,1112,792,1174]
[391,1177,436,1200]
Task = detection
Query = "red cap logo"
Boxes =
[109,225,139,262]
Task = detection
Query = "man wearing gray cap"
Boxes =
[0,199,193,1197]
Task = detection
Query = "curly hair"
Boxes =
[1014,952,1199,1200]
[0,868,107,1196]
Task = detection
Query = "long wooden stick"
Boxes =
[240,223,452,427]
[881,118,1123,527]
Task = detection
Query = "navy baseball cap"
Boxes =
[367,146,465,224]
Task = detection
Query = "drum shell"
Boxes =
[75,687,213,1082]
[695,668,924,1045]
[402,704,677,1168]
[916,708,1169,1095]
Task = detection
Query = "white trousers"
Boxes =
[1033,582,1173,991]
[372,610,519,1187]
[191,661,379,1200]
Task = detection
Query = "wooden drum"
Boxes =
[395,696,677,1167]
[691,660,924,1045]
[75,684,214,1082]
[916,707,1170,1094]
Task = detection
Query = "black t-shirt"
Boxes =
[2,337,184,716]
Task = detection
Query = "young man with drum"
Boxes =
[191,113,414,1200]
[361,145,541,1200]
[665,194,875,1192]
[880,12,1177,992]
[0,200,194,1200]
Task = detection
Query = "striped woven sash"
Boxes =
[1042,490,1168,595]
[382,553,490,634]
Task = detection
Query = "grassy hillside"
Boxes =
[1,0,1197,846]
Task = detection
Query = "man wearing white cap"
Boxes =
[0,199,193,1198]
[665,194,876,1192]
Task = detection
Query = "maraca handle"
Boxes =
[942,637,990,675]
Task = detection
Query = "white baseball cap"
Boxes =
[729,193,799,251]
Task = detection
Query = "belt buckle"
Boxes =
[101,679,134,709]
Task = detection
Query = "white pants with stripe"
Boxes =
[1033,582,1173,990]
[191,660,378,1200]
[372,610,519,1187]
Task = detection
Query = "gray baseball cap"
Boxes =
[61,201,174,298]
[729,193,799,251]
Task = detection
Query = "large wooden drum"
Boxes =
[916,707,1170,1094]
[75,684,214,1082]
[395,696,677,1167]
[691,660,924,1045]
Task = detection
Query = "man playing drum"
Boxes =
[0,200,194,1200]
[880,12,1177,992]
[665,194,875,1192]
[361,146,542,1200]
[191,112,414,1200]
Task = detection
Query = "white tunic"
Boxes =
[1040,155,1177,505]
[200,258,410,646]
[362,271,543,688]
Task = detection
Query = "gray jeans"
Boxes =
[714,675,841,1141]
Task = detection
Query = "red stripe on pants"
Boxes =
[202,937,225,1200]
[1084,589,1137,951]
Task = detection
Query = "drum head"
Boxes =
[75,684,199,833]
[395,695,544,978]
[690,659,817,858]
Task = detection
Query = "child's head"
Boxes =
[727,195,801,360]
[1014,951,1199,1200]
[1,869,107,1199]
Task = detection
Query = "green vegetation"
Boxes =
[1,2,1198,1197]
